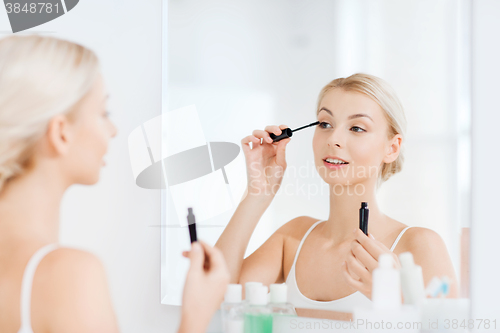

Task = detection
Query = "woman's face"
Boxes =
[313,88,399,187]
[65,73,117,185]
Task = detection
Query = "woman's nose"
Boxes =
[326,127,344,148]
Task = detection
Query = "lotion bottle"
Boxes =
[221,284,244,333]
[372,253,401,310]
[399,252,426,306]
[244,285,272,333]
[267,284,296,316]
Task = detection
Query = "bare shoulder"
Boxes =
[394,226,458,296]
[395,226,449,260]
[34,248,118,333]
[39,247,107,283]
[276,215,322,241]
[398,227,446,250]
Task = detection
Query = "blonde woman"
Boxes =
[0,35,229,333]
[216,73,458,313]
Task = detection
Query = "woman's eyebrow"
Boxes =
[348,113,374,122]
[318,107,333,116]
[318,107,373,122]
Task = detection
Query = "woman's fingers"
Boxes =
[275,138,290,168]
[346,253,371,283]
[197,240,227,272]
[345,256,362,281]
[243,125,290,149]
[264,125,282,136]
[187,242,205,272]
[350,241,378,273]
[341,261,364,290]
[354,229,386,261]
[241,135,260,146]
[241,135,262,154]
[252,129,273,143]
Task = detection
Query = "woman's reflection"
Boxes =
[215,73,458,313]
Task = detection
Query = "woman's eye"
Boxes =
[351,126,365,133]
[318,121,331,129]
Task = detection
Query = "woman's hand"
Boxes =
[240,124,291,201]
[179,240,230,333]
[341,229,401,300]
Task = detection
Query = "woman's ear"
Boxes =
[46,114,74,156]
[383,134,402,164]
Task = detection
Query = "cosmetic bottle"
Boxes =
[372,253,401,309]
[244,282,263,305]
[353,254,420,333]
[221,284,244,333]
[244,285,272,333]
[268,284,296,316]
[399,252,426,306]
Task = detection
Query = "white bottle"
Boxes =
[244,282,262,304]
[399,252,426,306]
[221,284,244,333]
[372,253,401,310]
[354,254,420,333]
[267,284,296,316]
[244,285,272,333]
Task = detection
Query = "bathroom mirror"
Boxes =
[160,0,471,311]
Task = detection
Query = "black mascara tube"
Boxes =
[359,202,369,235]
[269,121,320,142]
[187,207,197,243]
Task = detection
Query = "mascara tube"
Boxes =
[187,207,197,243]
[359,202,369,235]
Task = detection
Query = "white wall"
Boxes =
[0,1,183,332]
[470,0,500,328]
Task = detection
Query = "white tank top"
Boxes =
[285,220,412,312]
[17,244,59,333]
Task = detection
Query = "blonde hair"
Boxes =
[316,73,407,185]
[0,35,99,192]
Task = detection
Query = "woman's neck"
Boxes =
[322,178,386,245]
[0,165,68,246]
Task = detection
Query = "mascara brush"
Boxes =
[269,121,320,142]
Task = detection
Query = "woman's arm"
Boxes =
[401,227,459,298]
[215,195,274,284]
[215,125,291,285]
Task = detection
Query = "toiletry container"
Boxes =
[221,284,244,333]
[372,253,401,309]
[244,285,272,333]
[268,284,296,316]
[244,282,263,304]
[268,284,297,333]
[399,252,426,306]
[354,253,420,333]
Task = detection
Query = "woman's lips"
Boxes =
[323,160,349,169]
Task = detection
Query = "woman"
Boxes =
[215,73,458,313]
[0,35,229,333]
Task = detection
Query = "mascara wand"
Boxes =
[269,121,320,142]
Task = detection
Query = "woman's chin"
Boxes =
[76,172,101,186]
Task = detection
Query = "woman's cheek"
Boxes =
[351,138,382,168]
